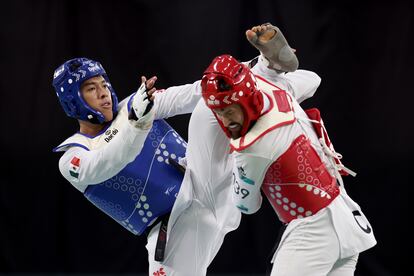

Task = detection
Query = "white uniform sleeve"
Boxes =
[283,70,321,103]
[186,100,232,185]
[231,151,270,214]
[152,80,202,119]
[58,123,151,192]
[250,57,321,103]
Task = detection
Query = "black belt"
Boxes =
[150,157,186,262]
[143,212,170,262]
[154,213,170,261]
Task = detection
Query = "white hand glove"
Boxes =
[129,80,155,130]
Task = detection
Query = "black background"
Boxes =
[0,0,411,275]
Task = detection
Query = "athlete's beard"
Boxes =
[227,123,242,139]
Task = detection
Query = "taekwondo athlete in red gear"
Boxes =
[146,24,305,276]
[202,24,376,276]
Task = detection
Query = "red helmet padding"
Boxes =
[201,55,264,137]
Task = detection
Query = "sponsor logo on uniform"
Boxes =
[207,95,220,106]
[164,185,176,196]
[104,128,119,143]
[88,63,101,72]
[352,210,372,234]
[238,166,255,185]
[69,156,80,178]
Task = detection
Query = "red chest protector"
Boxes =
[262,134,340,223]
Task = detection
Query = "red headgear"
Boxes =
[201,54,264,138]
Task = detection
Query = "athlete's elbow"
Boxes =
[309,72,322,93]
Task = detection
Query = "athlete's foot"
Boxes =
[246,24,276,45]
[246,23,298,72]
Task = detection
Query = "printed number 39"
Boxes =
[233,173,250,199]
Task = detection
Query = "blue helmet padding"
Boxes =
[52,57,119,123]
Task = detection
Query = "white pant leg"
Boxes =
[328,254,358,276]
[146,200,225,276]
[145,100,241,276]
[270,209,340,276]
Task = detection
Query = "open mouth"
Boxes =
[227,123,242,139]
[228,123,241,131]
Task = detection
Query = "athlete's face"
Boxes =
[80,75,113,122]
[214,104,245,139]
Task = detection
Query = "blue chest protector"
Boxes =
[84,120,186,235]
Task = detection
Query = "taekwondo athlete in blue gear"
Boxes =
[52,58,198,236]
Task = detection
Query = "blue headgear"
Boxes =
[52,57,119,124]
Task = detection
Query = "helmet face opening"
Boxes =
[201,55,264,138]
[52,57,119,124]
